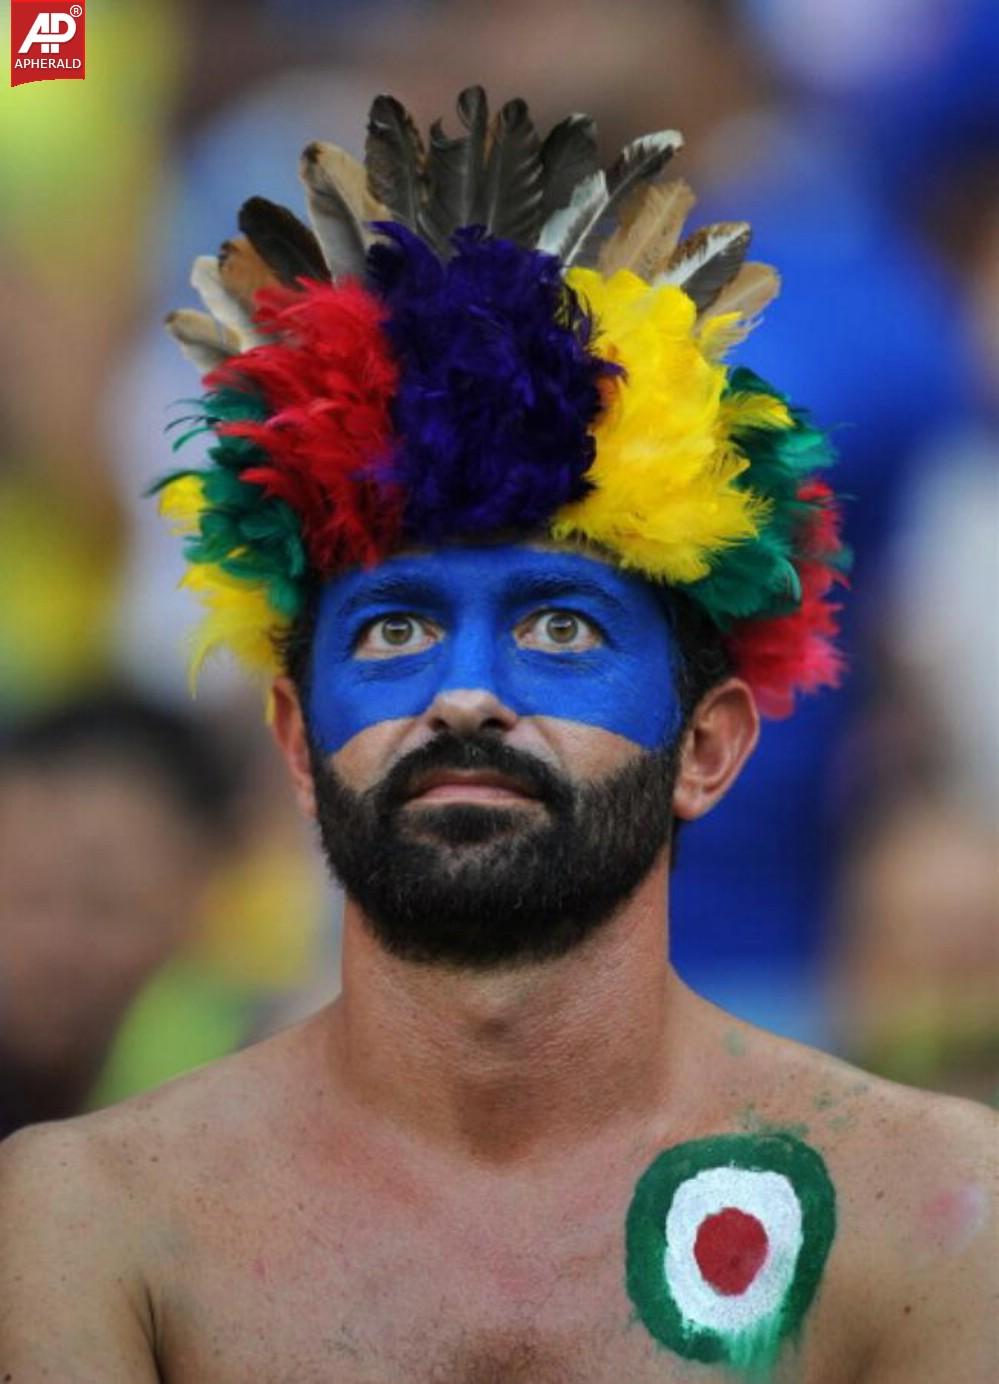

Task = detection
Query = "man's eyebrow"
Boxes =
[506,571,629,612]
[334,573,446,619]
[331,567,631,619]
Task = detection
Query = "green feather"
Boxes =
[157,386,311,623]
[687,368,837,624]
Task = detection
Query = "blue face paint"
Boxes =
[308,545,682,754]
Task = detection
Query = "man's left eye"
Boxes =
[517,609,601,652]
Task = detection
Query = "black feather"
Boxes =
[478,98,544,246]
[539,113,599,222]
[421,86,490,254]
[366,94,427,233]
[237,196,329,284]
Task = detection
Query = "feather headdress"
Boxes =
[157,87,848,716]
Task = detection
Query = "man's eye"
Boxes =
[356,615,435,657]
[518,609,600,652]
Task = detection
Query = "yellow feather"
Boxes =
[720,390,793,434]
[555,267,768,583]
[181,563,286,688]
[696,310,751,362]
[158,474,206,534]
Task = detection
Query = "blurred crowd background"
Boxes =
[1,0,996,1138]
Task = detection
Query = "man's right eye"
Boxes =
[355,615,437,658]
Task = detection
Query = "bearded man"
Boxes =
[1,90,994,1384]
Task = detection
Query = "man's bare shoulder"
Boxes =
[810,1067,998,1382]
[707,1012,995,1199]
[1,1010,326,1213]
[0,1110,161,1378]
[0,1015,332,1379]
[742,1018,990,1152]
[701,1012,997,1380]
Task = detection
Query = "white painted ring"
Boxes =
[663,1166,803,1334]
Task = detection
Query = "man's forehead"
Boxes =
[320,539,656,611]
[330,534,625,578]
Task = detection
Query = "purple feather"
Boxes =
[366,224,619,541]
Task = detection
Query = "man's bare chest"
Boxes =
[147,1156,857,1384]
[152,1180,665,1382]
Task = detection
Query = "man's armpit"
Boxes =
[0,1122,160,1382]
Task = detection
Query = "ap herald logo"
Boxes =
[11,0,85,87]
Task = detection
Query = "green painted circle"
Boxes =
[625,1132,836,1367]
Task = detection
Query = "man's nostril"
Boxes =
[424,687,518,736]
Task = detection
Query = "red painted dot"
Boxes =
[693,1207,769,1296]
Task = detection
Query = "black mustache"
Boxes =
[372,733,573,814]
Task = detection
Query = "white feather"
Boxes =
[538,129,683,267]
[165,309,241,373]
[536,169,607,260]
[190,256,263,350]
[299,141,383,280]
[653,222,750,291]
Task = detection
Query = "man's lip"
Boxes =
[405,770,539,804]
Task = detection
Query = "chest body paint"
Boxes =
[308,545,682,754]
[626,1132,836,1377]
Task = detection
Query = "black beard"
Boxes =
[310,730,678,970]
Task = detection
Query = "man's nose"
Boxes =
[424,687,519,737]
[420,618,519,737]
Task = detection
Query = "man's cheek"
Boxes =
[530,716,652,779]
[310,654,683,764]
[308,657,438,754]
[327,718,414,793]
[508,651,681,749]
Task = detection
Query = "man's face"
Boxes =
[305,543,685,968]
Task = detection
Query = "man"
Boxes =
[1,90,994,1382]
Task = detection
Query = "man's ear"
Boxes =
[270,677,317,819]
[672,678,759,821]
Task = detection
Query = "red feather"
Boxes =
[728,480,848,717]
[207,278,403,571]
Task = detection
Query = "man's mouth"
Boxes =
[404,769,541,806]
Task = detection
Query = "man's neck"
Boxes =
[326,861,697,1165]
